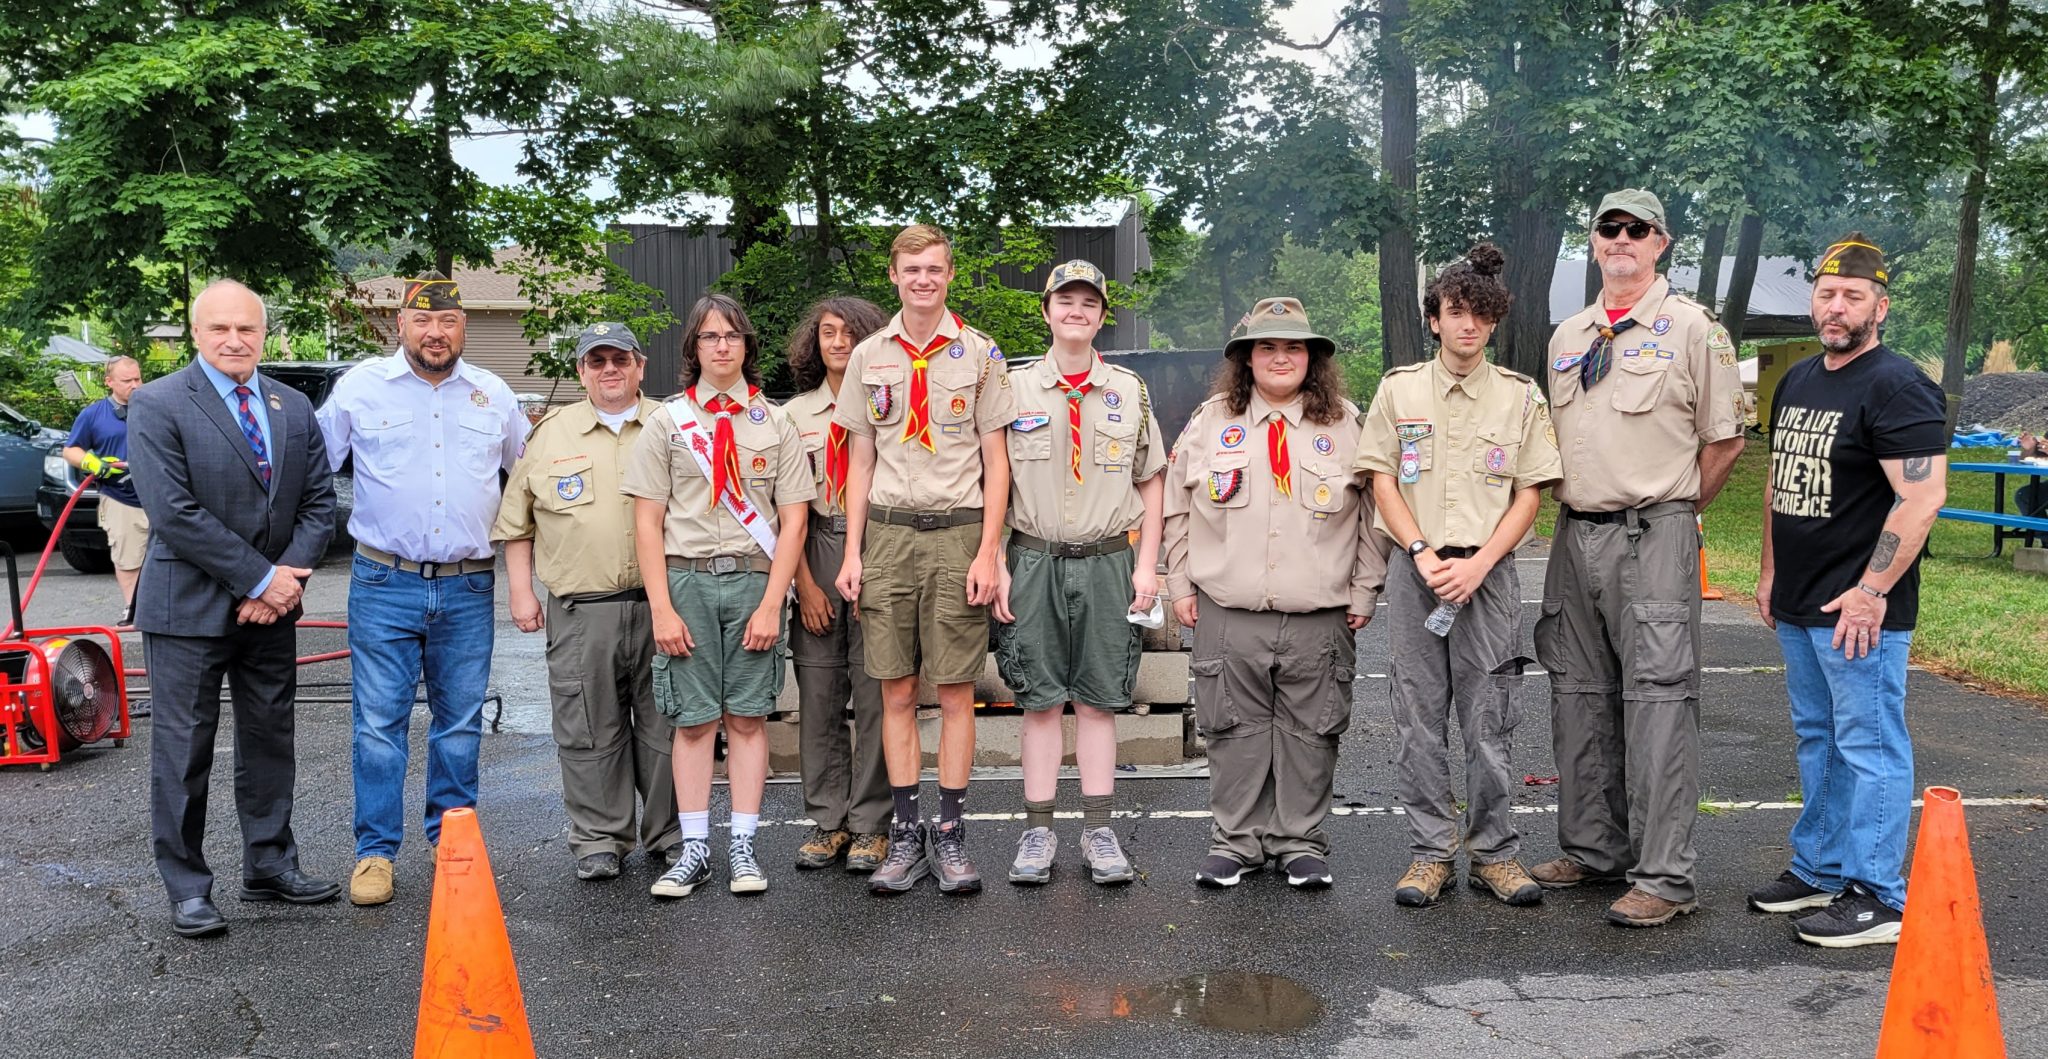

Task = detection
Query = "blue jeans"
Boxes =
[1776,622,1913,910]
[349,555,496,858]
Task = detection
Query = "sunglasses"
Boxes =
[1595,219,1658,240]
[581,353,638,370]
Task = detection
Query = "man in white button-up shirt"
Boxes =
[316,272,527,906]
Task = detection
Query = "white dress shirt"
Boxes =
[318,353,528,562]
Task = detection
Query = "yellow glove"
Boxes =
[81,452,129,481]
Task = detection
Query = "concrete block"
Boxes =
[1133,652,1191,705]
[2016,546,2048,576]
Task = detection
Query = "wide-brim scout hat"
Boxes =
[1224,297,1335,360]
[574,322,642,359]
[1042,259,1109,307]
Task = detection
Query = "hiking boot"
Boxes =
[1792,883,1901,948]
[575,851,621,881]
[1606,886,1699,928]
[1748,869,1839,914]
[869,822,929,894]
[1081,827,1136,885]
[929,820,982,894]
[349,857,394,906]
[846,832,889,874]
[1195,853,1256,889]
[1469,859,1544,906]
[650,839,711,898]
[1285,855,1333,889]
[1008,826,1058,886]
[794,827,850,870]
[1394,860,1452,907]
[1529,856,1627,890]
[728,835,768,894]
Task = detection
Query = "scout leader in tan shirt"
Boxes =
[622,293,813,899]
[1356,244,1561,910]
[990,260,1165,888]
[829,224,1019,896]
[1163,296,1385,891]
[493,322,679,881]
[1530,189,1744,930]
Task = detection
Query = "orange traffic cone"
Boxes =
[414,807,536,1059]
[1696,515,1724,600]
[1876,787,2008,1058]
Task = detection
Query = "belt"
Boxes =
[1564,501,1694,525]
[1009,531,1131,558]
[809,514,850,534]
[667,554,772,575]
[561,587,647,605]
[355,544,494,578]
[869,505,982,531]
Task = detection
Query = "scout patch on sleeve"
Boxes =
[1013,412,1051,432]
[1708,325,1734,352]
[1718,349,1737,367]
[1392,419,1433,443]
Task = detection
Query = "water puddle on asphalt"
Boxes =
[1056,971,1324,1034]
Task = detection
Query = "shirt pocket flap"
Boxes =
[458,408,502,435]
[1298,458,1349,512]
[1473,431,1521,474]
[1208,450,1252,472]
[1611,358,1667,414]
[545,454,594,479]
[862,365,905,386]
[361,411,416,432]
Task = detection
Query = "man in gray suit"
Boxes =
[128,280,339,938]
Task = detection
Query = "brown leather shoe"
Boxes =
[1528,856,1627,890]
[349,857,394,906]
[1606,886,1699,927]
[1469,859,1544,905]
[1394,860,1453,907]
[845,832,889,874]
[795,827,851,870]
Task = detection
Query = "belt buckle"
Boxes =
[912,512,941,531]
[419,561,442,579]
[710,556,739,575]
[1052,542,1086,558]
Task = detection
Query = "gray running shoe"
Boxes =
[1081,827,1136,885]
[1008,826,1058,885]
[869,822,929,895]
[928,820,982,894]
[650,839,711,898]
[728,835,767,894]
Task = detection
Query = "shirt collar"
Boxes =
[692,378,754,407]
[1248,387,1303,427]
[567,396,654,434]
[385,350,489,388]
[787,383,838,415]
[196,356,258,398]
[1030,352,1107,390]
[882,310,961,350]
[1564,275,1674,336]
[1433,356,1491,399]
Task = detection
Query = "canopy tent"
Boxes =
[1551,256,1815,339]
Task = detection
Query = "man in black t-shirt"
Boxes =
[1750,234,1947,949]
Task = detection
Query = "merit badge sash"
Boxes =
[665,397,779,561]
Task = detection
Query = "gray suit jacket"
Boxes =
[128,360,336,638]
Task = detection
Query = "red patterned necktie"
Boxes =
[895,313,963,452]
[825,419,849,508]
[699,390,743,512]
[1267,414,1291,497]
[1066,379,1094,483]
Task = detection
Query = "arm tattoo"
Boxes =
[1903,456,1932,482]
[1868,531,1901,573]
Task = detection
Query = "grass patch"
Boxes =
[1536,444,2048,699]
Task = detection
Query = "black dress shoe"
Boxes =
[240,868,342,904]
[172,897,227,938]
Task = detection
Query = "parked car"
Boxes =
[39,359,365,573]
[2,400,70,533]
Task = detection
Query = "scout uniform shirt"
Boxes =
[783,382,848,522]
[1164,391,1386,615]
[1007,355,1166,542]
[1356,359,1564,547]
[1546,276,1744,512]
[492,397,659,595]
[620,381,816,557]
[830,311,1019,511]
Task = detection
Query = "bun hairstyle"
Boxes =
[1424,241,1513,323]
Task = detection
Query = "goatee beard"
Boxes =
[1818,317,1872,353]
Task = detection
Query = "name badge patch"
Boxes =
[1393,419,1432,444]
[1013,413,1051,432]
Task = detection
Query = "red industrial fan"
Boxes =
[0,542,130,769]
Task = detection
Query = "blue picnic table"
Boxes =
[1942,461,2048,557]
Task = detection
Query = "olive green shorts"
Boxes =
[992,545,1142,712]
[651,569,788,727]
[858,521,990,685]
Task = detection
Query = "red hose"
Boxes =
[0,470,94,641]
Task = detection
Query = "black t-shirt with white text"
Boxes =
[1769,344,1946,630]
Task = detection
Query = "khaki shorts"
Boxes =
[98,498,150,571]
[651,569,788,727]
[992,546,1141,711]
[859,521,989,685]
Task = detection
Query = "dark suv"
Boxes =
[39,359,364,573]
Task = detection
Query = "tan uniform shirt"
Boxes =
[1164,391,1386,614]
[491,398,657,597]
[1356,358,1564,548]
[620,382,816,558]
[1546,276,1744,512]
[830,311,1018,511]
[783,382,845,519]
[1006,355,1166,542]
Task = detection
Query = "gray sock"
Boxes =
[1081,793,1113,831]
[1025,798,1056,832]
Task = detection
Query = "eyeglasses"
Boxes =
[1595,219,1657,240]
[696,331,749,347]
[581,353,638,370]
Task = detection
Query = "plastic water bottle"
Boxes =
[1424,600,1462,637]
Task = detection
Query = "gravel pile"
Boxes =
[1957,372,2048,432]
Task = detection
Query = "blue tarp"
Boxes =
[1954,430,2017,448]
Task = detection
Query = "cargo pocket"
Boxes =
[1317,650,1357,738]
[1486,655,1532,738]
[545,618,596,750]
[1627,602,1695,691]
[1190,656,1239,735]
[1533,599,1565,678]
[649,653,682,721]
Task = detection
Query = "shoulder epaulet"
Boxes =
[1666,292,1719,323]
[530,405,567,432]
[1385,361,1429,376]
[1491,362,1535,386]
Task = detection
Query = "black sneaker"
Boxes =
[1196,853,1256,888]
[1748,869,1838,914]
[1793,883,1902,948]
[869,822,929,895]
[1285,855,1333,889]
[928,820,982,894]
[649,839,711,898]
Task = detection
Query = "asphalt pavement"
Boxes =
[3,540,2045,1058]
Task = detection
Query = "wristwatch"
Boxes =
[1407,539,1429,557]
